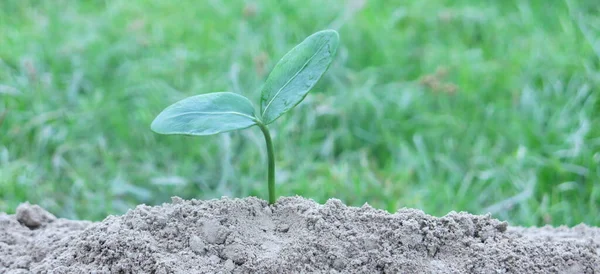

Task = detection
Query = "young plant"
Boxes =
[151,30,340,204]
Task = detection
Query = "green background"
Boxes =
[1,0,599,226]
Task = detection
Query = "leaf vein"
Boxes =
[164,111,256,121]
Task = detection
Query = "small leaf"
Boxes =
[151,92,257,136]
[260,29,339,124]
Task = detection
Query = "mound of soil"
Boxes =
[1,196,598,273]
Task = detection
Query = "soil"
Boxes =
[1,196,598,273]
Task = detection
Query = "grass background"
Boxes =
[1,0,599,226]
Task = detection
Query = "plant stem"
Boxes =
[257,122,275,204]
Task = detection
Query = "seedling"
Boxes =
[151,30,340,204]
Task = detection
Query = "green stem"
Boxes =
[257,122,275,204]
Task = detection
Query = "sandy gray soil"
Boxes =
[1,196,598,273]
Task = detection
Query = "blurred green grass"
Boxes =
[1,0,598,226]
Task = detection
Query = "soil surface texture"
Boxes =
[1,196,598,273]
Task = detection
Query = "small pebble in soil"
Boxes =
[15,202,56,229]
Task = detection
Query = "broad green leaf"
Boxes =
[260,29,339,124]
[151,92,257,136]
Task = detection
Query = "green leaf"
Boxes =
[260,29,339,124]
[151,92,257,136]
